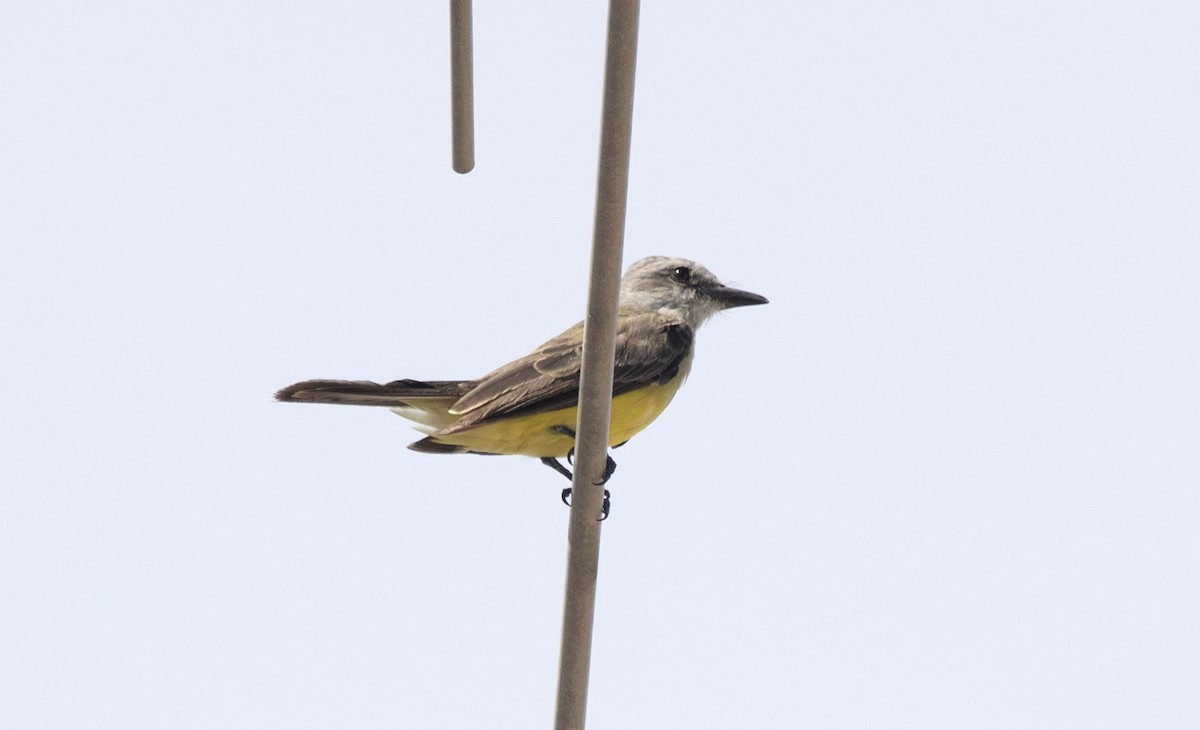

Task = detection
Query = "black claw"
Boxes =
[596,455,617,485]
[562,487,611,520]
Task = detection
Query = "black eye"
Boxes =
[670,266,691,283]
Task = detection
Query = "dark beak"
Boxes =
[709,284,769,309]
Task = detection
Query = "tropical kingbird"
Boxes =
[276,256,767,514]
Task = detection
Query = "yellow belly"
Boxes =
[427,376,686,458]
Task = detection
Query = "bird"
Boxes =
[275,256,767,517]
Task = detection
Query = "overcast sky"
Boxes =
[3,1,1198,727]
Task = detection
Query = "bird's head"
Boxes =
[618,256,768,329]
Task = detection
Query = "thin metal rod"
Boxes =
[449,0,475,173]
[553,1,641,728]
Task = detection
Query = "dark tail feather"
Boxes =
[275,378,475,407]
[407,437,470,454]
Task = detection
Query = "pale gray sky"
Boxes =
[2,1,1198,727]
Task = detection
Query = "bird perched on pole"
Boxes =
[276,256,767,516]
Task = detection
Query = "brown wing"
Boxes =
[440,310,693,434]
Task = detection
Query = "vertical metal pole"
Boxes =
[553,1,640,728]
[449,0,475,173]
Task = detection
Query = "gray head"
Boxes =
[618,256,768,329]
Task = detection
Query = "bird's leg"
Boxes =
[541,456,574,481]
[551,425,579,467]
[549,425,615,520]
[552,425,579,508]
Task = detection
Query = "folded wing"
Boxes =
[441,310,694,434]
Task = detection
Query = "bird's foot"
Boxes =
[563,448,617,485]
[544,425,616,519]
[560,487,612,521]
[599,454,617,485]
